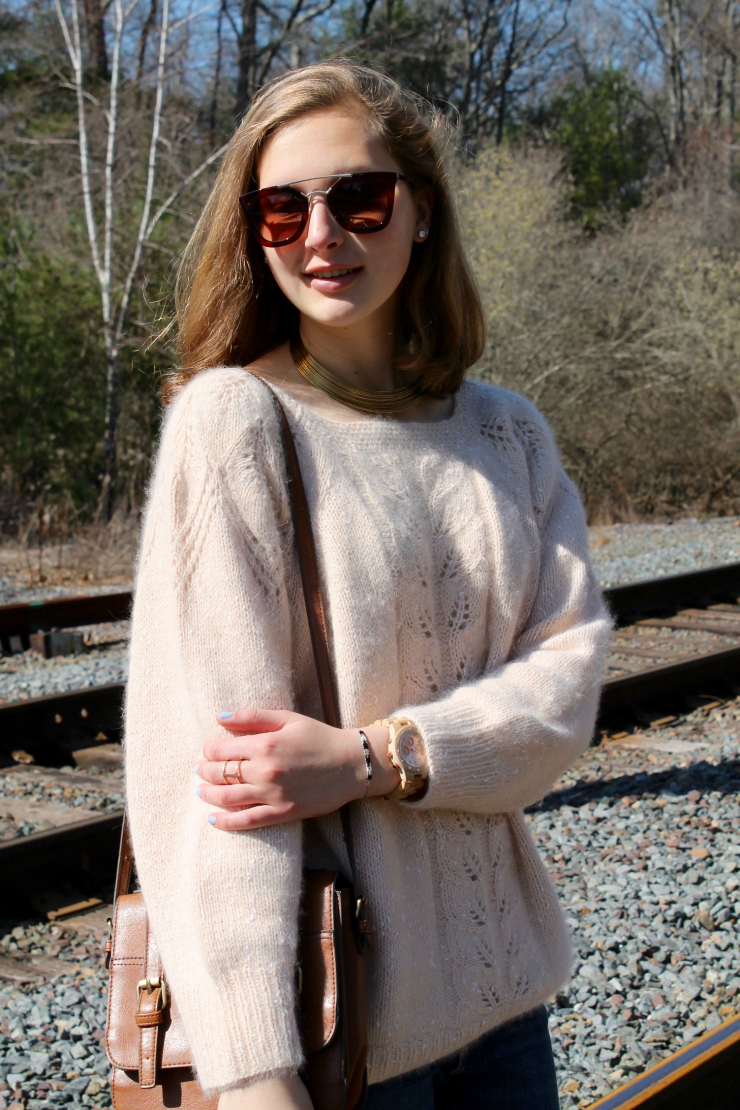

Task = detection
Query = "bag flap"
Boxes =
[106,893,193,1071]
[299,871,340,1053]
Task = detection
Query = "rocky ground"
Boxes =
[0,517,739,1107]
[0,765,123,841]
[0,698,736,1108]
[0,909,112,1110]
[529,698,740,1108]
[2,513,740,609]
[0,647,128,708]
[589,516,740,586]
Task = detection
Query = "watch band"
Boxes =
[374,717,428,800]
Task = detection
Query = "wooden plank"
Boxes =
[607,645,696,662]
[587,1014,740,1109]
[0,682,124,762]
[634,617,740,637]
[679,608,740,622]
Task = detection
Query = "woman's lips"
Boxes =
[303,266,362,293]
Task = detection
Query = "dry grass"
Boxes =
[460,144,740,521]
[0,510,138,597]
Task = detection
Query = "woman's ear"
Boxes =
[414,186,433,243]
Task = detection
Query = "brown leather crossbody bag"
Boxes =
[105,382,370,1110]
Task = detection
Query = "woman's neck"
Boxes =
[299,312,400,393]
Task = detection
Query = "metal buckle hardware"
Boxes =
[103,918,113,970]
[136,975,169,1009]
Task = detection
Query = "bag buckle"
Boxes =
[355,896,373,950]
[103,918,113,970]
[136,976,169,1009]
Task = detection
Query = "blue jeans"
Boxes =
[365,1006,559,1110]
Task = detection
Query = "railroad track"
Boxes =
[4,563,740,763]
[588,1012,740,1109]
[1,566,740,1108]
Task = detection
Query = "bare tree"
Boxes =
[54,0,228,519]
[624,1,740,166]
[83,0,109,77]
[349,0,570,146]
[135,0,158,87]
[232,0,337,120]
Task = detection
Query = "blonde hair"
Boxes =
[166,60,486,402]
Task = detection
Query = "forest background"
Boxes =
[3,0,740,566]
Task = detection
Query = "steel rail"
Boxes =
[0,590,132,653]
[603,561,740,626]
[0,683,124,764]
[1,567,739,1103]
[2,561,740,756]
[0,560,739,650]
[587,1012,740,1109]
[600,643,740,717]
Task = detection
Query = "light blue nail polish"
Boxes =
[207,815,216,825]
[217,711,233,720]
[196,786,202,798]
[194,764,199,775]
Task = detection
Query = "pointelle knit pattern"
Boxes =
[124,368,612,1093]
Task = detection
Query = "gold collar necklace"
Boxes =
[290,334,423,415]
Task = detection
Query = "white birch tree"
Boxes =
[54,0,227,519]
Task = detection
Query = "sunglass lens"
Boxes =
[248,189,305,243]
[330,174,394,231]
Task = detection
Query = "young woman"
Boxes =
[125,61,610,1110]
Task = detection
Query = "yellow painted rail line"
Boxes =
[587,1013,740,1110]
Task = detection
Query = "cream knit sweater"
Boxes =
[125,368,611,1093]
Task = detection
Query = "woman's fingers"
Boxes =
[197,756,252,784]
[202,726,285,764]
[208,805,294,831]
[215,707,288,733]
[198,782,262,808]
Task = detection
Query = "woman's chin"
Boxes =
[295,298,378,331]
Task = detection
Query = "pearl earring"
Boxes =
[418,228,429,239]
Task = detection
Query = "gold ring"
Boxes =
[223,760,240,785]
[236,759,246,785]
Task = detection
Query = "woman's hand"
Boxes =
[219,1075,312,1110]
[196,708,399,830]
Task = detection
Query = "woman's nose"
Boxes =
[304,196,344,251]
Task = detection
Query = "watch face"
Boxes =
[398,727,427,772]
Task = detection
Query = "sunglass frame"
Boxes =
[239,171,407,247]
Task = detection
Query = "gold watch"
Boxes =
[374,717,428,800]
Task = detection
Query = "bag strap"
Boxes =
[115,377,362,904]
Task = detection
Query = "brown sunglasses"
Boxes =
[239,171,407,247]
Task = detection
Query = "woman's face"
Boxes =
[256,107,430,332]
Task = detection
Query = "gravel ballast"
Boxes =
[2,516,740,706]
[1,516,740,1107]
[0,647,127,708]
[529,699,740,1107]
[0,699,736,1107]
[0,766,123,841]
[589,516,740,586]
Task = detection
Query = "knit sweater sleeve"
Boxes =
[397,394,612,815]
[124,368,304,1093]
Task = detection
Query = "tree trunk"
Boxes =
[135,0,158,88]
[83,0,109,79]
[209,0,226,146]
[496,0,520,145]
[665,0,686,166]
[99,339,120,523]
[235,0,259,121]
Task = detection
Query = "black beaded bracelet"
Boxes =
[358,729,373,796]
